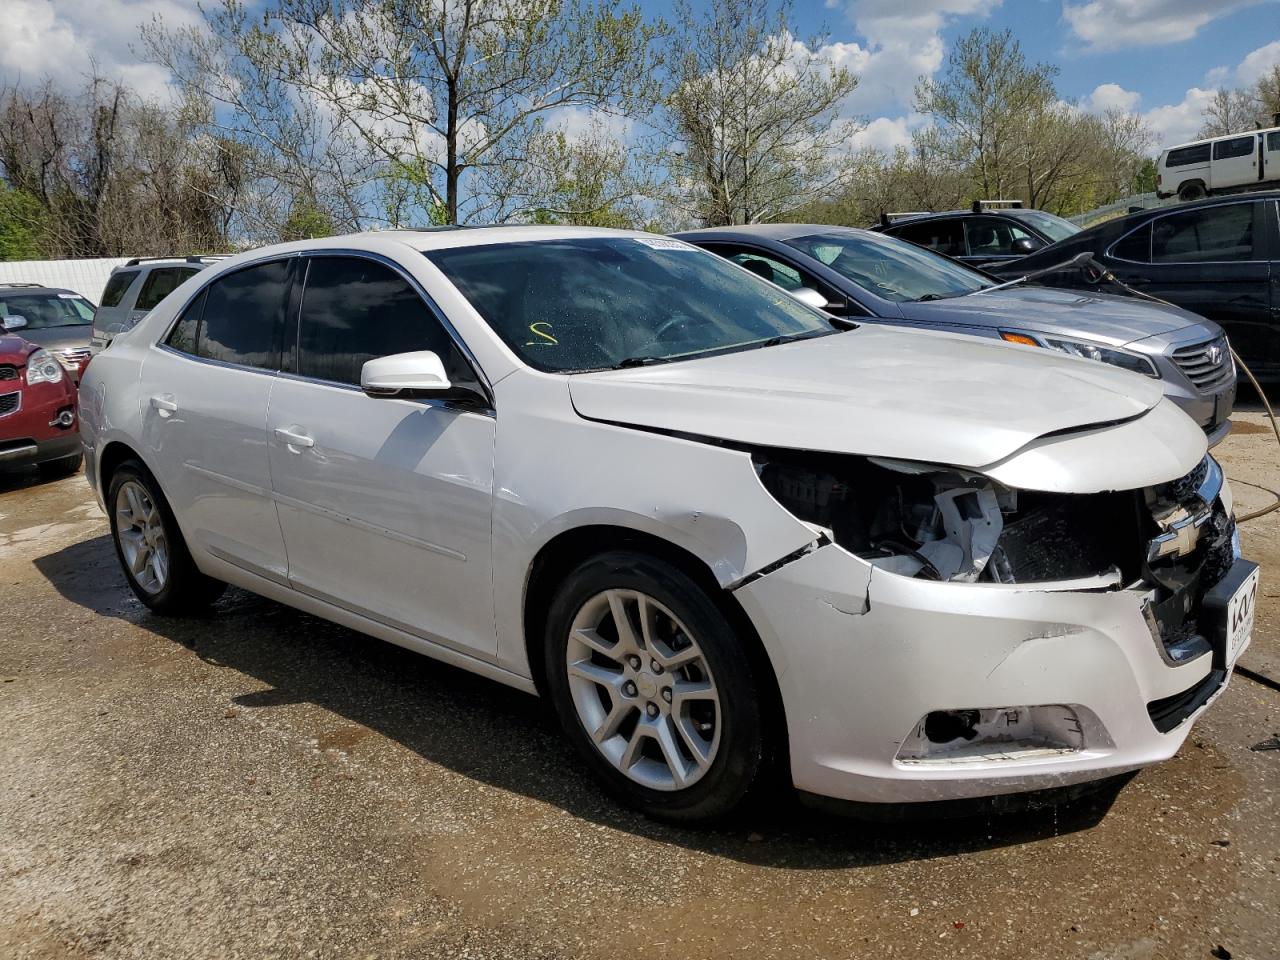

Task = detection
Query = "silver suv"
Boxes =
[91,256,223,351]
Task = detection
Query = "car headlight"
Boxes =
[25,348,65,386]
[1000,331,1159,378]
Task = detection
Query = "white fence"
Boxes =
[0,257,132,303]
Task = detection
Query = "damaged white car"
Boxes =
[78,227,1260,823]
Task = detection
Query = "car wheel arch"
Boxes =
[521,523,790,774]
[98,439,146,495]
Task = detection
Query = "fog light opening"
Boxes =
[49,408,75,429]
[898,705,1086,764]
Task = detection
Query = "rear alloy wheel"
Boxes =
[545,550,770,823]
[108,460,226,614]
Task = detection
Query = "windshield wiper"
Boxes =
[759,329,834,348]
[611,355,669,369]
[914,292,950,302]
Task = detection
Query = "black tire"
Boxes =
[37,452,82,480]
[543,549,772,824]
[107,459,226,614]
[1178,181,1206,202]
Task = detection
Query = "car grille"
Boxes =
[56,347,91,369]
[1172,336,1233,390]
[0,391,19,417]
[0,365,16,381]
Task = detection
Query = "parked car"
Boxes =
[0,283,97,381]
[79,227,1256,823]
[0,330,81,477]
[984,192,1279,385]
[91,256,223,352]
[871,201,1081,269]
[676,224,1236,445]
[1157,120,1280,202]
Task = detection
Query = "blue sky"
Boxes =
[3,0,1278,152]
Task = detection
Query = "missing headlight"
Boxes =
[752,448,1143,584]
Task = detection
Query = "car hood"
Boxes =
[568,326,1168,470]
[897,285,1204,346]
[17,324,92,351]
[0,334,35,366]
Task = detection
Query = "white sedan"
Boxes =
[77,226,1258,823]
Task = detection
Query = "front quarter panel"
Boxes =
[490,372,821,677]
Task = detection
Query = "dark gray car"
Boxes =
[674,224,1237,446]
[0,284,96,380]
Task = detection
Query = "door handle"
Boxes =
[150,395,178,417]
[274,426,315,450]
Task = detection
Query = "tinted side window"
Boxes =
[1151,203,1256,263]
[198,259,289,369]
[1213,135,1256,160]
[1111,223,1152,262]
[165,289,206,355]
[297,256,476,389]
[1165,143,1211,167]
[964,217,1034,257]
[1268,131,1280,151]
[894,219,966,257]
[101,270,139,308]
[136,267,196,312]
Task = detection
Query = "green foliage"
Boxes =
[1131,158,1158,194]
[279,202,334,241]
[0,186,47,260]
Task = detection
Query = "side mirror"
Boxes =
[789,287,829,311]
[2,315,28,332]
[1012,237,1042,255]
[360,350,451,397]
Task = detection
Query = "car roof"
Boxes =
[1075,188,1280,238]
[673,223,871,242]
[0,285,83,298]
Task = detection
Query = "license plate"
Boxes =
[1225,565,1260,664]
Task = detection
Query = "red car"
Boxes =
[0,332,81,478]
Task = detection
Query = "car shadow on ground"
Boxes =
[0,463,78,493]
[34,532,1126,869]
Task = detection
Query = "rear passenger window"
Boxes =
[165,290,205,354]
[197,259,290,368]
[1213,135,1256,161]
[1268,131,1280,151]
[893,219,966,257]
[297,256,477,390]
[135,268,195,312]
[1111,223,1152,262]
[100,271,138,308]
[1151,204,1256,263]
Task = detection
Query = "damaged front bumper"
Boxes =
[733,511,1252,806]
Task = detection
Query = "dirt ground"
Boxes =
[2,413,1279,960]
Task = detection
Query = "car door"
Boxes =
[1104,200,1272,375]
[1210,134,1259,190]
[962,217,1039,268]
[891,218,969,262]
[1263,131,1280,185]
[137,257,293,583]
[266,253,498,658]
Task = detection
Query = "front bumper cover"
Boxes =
[734,540,1246,805]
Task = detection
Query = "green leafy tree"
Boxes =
[0,186,46,260]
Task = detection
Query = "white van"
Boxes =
[1157,123,1280,202]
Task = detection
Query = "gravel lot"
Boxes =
[2,413,1279,960]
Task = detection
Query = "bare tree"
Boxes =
[1197,86,1258,138]
[660,0,859,226]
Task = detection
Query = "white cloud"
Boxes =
[1062,0,1268,53]
[1142,87,1218,146]
[823,1,1002,116]
[1081,82,1141,113]
[0,0,201,99]
[1237,39,1280,84]
[849,115,916,151]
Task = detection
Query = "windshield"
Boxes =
[783,231,993,302]
[1015,211,1080,243]
[425,237,836,373]
[0,293,95,329]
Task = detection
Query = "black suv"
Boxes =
[986,192,1279,384]
[873,202,1082,270]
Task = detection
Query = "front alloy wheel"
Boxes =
[565,589,721,791]
[544,550,770,823]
